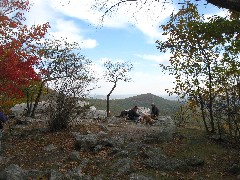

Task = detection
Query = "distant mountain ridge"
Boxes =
[88,93,182,116]
[89,94,178,100]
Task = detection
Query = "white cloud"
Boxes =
[136,54,162,63]
[115,1,175,41]
[50,19,98,49]
[40,0,175,41]
[47,0,127,27]
[91,71,175,96]
[27,0,226,48]
[88,56,174,95]
[26,0,54,25]
[90,62,104,77]
[136,53,171,64]
[204,9,228,20]
[27,0,98,49]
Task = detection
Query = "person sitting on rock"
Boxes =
[151,103,159,120]
[127,106,141,124]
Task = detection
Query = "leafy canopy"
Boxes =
[0,0,50,99]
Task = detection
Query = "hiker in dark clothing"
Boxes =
[0,107,8,154]
[128,106,141,123]
[0,107,7,131]
[151,103,159,120]
[117,110,128,118]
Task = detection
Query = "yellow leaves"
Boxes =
[178,24,183,31]
[36,176,48,180]
[0,95,25,114]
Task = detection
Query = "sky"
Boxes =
[26,0,227,98]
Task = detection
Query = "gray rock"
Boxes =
[113,150,128,158]
[24,169,47,179]
[98,124,110,132]
[228,163,240,174]
[109,135,125,147]
[69,151,80,161]
[44,144,57,151]
[49,169,62,180]
[143,131,173,143]
[0,165,49,180]
[0,164,25,180]
[185,156,204,166]
[93,144,103,153]
[0,171,7,180]
[129,173,154,180]
[97,131,108,137]
[75,134,98,151]
[108,147,121,156]
[142,147,188,171]
[64,166,92,180]
[111,158,133,176]
[126,142,147,158]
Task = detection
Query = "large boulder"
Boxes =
[86,109,107,119]
[142,147,188,171]
[10,101,49,117]
[0,164,47,180]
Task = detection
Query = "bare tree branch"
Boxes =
[93,0,240,16]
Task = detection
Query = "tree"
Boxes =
[46,50,97,131]
[207,0,240,12]
[104,60,133,117]
[0,0,50,109]
[22,80,47,117]
[92,0,240,14]
[25,38,97,119]
[156,3,240,135]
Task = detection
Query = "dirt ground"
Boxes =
[0,118,240,179]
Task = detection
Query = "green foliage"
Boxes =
[48,93,73,131]
[38,38,97,131]
[156,3,240,142]
[103,60,133,116]
[104,60,133,84]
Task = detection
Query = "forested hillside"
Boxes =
[88,93,182,116]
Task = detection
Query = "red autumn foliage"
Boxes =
[0,0,50,97]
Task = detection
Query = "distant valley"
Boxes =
[89,94,178,101]
[88,93,182,116]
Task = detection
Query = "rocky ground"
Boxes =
[0,116,240,179]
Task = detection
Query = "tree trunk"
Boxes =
[207,63,215,133]
[198,93,209,133]
[226,90,233,137]
[26,89,31,116]
[107,94,110,117]
[106,81,117,117]
[31,81,45,118]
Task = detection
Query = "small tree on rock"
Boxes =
[104,60,133,117]
[32,38,97,131]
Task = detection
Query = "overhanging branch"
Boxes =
[207,0,240,12]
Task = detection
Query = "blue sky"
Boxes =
[26,0,227,97]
